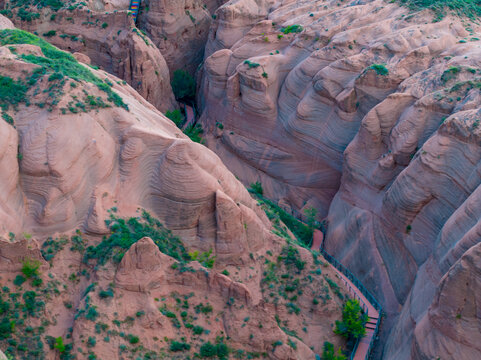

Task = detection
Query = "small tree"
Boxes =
[54,336,66,353]
[321,342,346,360]
[334,299,368,341]
[250,181,263,196]
[304,206,318,229]
[171,70,195,100]
[21,258,40,278]
[165,109,184,127]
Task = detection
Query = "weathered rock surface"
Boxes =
[0,4,176,111]
[0,21,348,359]
[137,0,217,75]
[198,0,481,358]
[102,0,230,74]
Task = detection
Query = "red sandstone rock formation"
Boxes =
[0,19,348,358]
[197,1,481,358]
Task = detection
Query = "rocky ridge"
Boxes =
[0,0,176,111]
[197,0,481,359]
[0,20,350,359]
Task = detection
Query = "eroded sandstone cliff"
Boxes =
[0,20,350,359]
[0,0,177,111]
[197,0,481,358]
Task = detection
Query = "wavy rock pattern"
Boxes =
[0,15,350,360]
[134,0,230,74]
[198,0,481,358]
[4,7,176,112]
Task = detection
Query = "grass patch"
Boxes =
[0,29,128,111]
[165,109,184,127]
[249,185,313,246]
[281,24,303,34]
[367,64,389,76]
[183,123,204,144]
[0,75,29,111]
[83,210,190,266]
[244,60,260,69]
[396,0,481,21]
[10,0,64,12]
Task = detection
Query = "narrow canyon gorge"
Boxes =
[0,0,479,359]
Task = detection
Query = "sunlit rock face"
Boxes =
[0,22,351,358]
[1,2,177,112]
[198,0,481,357]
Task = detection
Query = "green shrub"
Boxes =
[10,0,64,12]
[183,123,204,143]
[98,288,114,299]
[441,66,461,83]
[0,75,29,111]
[280,245,305,271]
[367,64,389,76]
[87,336,96,347]
[171,69,195,100]
[0,29,128,111]
[198,340,229,358]
[281,24,303,34]
[2,112,14,124]
[17,8,40,21]
[170,340,191,351]
[244,60,260,68]
[194,303,213,314]
[199,342,217,357]
[101,23,108,29]
[304,207,318,230]
[21,258,41,278]
[272,340,282,349]
[321,342,346,360]
[189,249,215,268]
[85,306,99,321]
[192,325,204,335]
[0,317,14,339]
[23,290,44,315]
[83,210,189,265]
[48,72,64,81]
[43,30,56,37]
[406,224,412,234]
[127,334,139,344]
[165,109,184,127]
[13,275,26,286]
[54,336,65,353]
[334,299,368,341]
[41,236,68,261]
[249,188,313,245]
[250,181,263,196]
[31,277,43,287]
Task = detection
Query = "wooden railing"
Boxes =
[318,246,382,360]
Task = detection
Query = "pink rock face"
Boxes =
[0,43,263,247]
[137,0,230,74]
[197,0,481,358]
[0,25,350,358]
[5,8,176,112]
[412,243,481,360]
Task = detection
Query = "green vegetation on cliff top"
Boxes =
[0,29,129,112]
[396,0,481,21]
